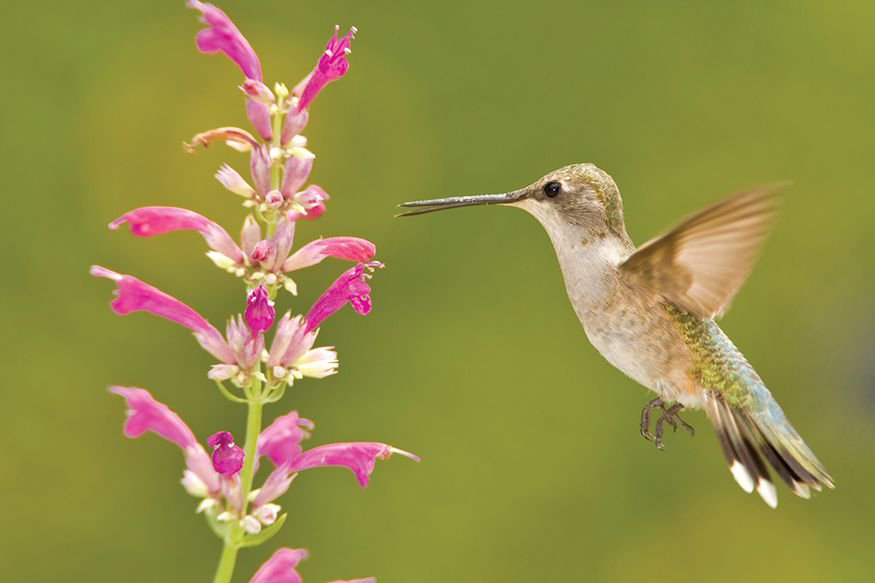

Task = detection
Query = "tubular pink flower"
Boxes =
[245,286,275,334]
[305,262,383,333]
[110,207,245,265]
[188,0,262,81]
[297,26,356,111]
[110,386,197,450]
[246,99,273,141]
[207,431,245,476]
[111,386,221,494]
[283,238,376,272]
[249,548,308,583]
[257,411,314,468]
[91,266,235,363]
[288,443,419,488]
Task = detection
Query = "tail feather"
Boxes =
[704,392,833,507]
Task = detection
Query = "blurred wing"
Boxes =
[619,185,783,319]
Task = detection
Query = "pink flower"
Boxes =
[110,207,245,265]
[305,262,383,333]
[91,266,235,363]
[251,410,418,507]
[111,386,220,496]
[257,411,314,468]
[250,548,307,583]
[245,286,275,334]
[297,26,356,111]
[249,548,375,583]
[284,238,376,272]
[109,207,374,282]
[208,431,245,476]
[189,0,261,80]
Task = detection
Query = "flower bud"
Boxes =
[253,503,281,525]
[249,145,271,197]
[281,107,309,145]
[207,431,245,476]
[240,79,275,105]
[208,363,240,382]
[281,156,313,199]
[245,286,276,334]
[265,190,283,208]
[240,515,262,534]
[251,240,272,263]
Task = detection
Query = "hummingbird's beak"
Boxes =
[396,189,526,217]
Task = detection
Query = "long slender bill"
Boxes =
[396,190,525,217]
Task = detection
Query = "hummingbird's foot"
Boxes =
[639,398,665,441]
[640,399,695,450]
[652,403,695,449]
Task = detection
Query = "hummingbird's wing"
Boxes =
[619,185,782,319]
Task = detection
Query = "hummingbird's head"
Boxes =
[398,163,629,241]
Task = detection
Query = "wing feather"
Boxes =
[619,185,783,318]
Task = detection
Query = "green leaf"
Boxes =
[239,513,287,548]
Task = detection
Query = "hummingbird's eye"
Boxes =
[543,181,562,197]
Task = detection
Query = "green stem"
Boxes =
[212,377,265,583]
[265,101,285,238]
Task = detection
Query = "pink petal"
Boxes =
[304,262,383,333]
[250,145,271,197]
[110,207,244,265]
[91,266,234,363]
[246,99,273,141]
[283,237,376,272]
[267,215,297,272]
[288,442,419,488]
[188,1,262,81]
[265,313,317,369]
[110,387,197,450]
[249,548,308,583]
[297,26,356,111]
[258,411,314,467]
[251,463,295,507]
[280,157,312,199]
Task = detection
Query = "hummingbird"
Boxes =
[399,163,834,507]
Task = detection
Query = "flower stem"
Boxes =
[212,377,265,583]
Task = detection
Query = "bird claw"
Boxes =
[640,399,694,450]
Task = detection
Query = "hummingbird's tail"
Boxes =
[703,393,834,507]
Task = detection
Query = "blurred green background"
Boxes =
[3,0,875,581]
